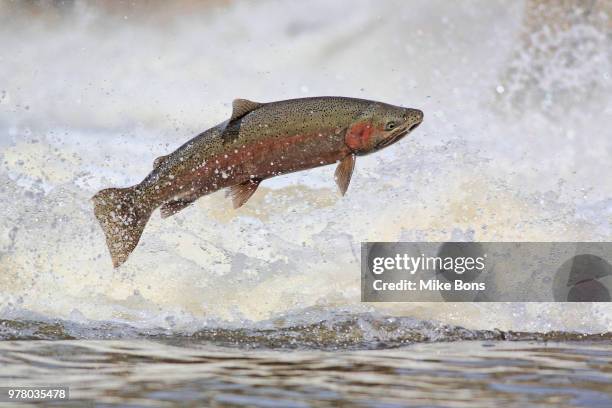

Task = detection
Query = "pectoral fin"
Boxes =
[334,154,356,196]
[227,179,261,209]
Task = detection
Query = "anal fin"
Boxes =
[160,196,198,218]
[227,179,261,209]
[334,154,356,196]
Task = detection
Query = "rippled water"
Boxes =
[1,339,611,407]
[1,316,611,406]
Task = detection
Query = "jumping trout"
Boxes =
[93,97,424,267]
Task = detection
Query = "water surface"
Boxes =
[1,338,611,407]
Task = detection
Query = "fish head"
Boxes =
[345,103,423,154]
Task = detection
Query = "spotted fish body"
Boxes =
[93,96,424,267]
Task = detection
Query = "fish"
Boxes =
[92,96,424,267]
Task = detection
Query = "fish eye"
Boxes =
[385,121,397,131]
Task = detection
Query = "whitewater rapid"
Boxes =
[0,0,611,336]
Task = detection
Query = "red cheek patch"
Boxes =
[345,122,374,151]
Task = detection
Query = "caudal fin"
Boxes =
[92,186,153,268]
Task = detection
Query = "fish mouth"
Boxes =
[377,129,409,149]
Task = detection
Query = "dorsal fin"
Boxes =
[153,154,169,169]
[230,99,265,122]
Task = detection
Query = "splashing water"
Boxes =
[0,0,611,343]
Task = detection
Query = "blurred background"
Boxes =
[0,0,611,336]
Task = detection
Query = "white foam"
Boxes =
[0,0,610,334]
